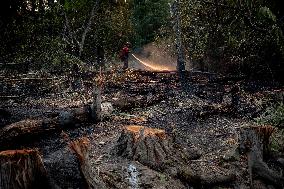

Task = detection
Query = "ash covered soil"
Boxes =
[1,70,283,188]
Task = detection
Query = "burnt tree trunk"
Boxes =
[0,119,59,148]
[0,108,88,148]
[0,150,51,189]
[0,98,106,149]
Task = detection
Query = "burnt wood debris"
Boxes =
[0,69,283,189]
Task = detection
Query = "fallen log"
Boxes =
[69,137,106,189]
[58,105,94,127]
[0,119,59,148]
[0,106,91,148]
[112,93,165,111]
[0,86,111,149]
[0,149,51,189]
[0,107,99,149]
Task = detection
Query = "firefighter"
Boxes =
[120,42,131,70]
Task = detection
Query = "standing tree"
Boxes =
[62,0,100,58]
[171,0,186,86]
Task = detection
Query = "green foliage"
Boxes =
[258,6,276,23]
[254,103,284,128]
[131,0,172,46]
[94,1,135,55]
[1,0,284,78]
[14,35,84,73]
[0,0,132,70]
[0,0,174,72]
[179,0,284,79]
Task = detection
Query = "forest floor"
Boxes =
[0,69,283,188]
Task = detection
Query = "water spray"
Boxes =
[131,54,172,71]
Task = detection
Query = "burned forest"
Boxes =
[1,0,284,189]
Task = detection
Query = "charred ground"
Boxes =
[0,70,284,189]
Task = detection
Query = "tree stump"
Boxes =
[0,149,50,189]
[69,137,106,189]
[113,125,200,170]
[239,126,284,188]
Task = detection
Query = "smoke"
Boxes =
[130,41,177,71]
